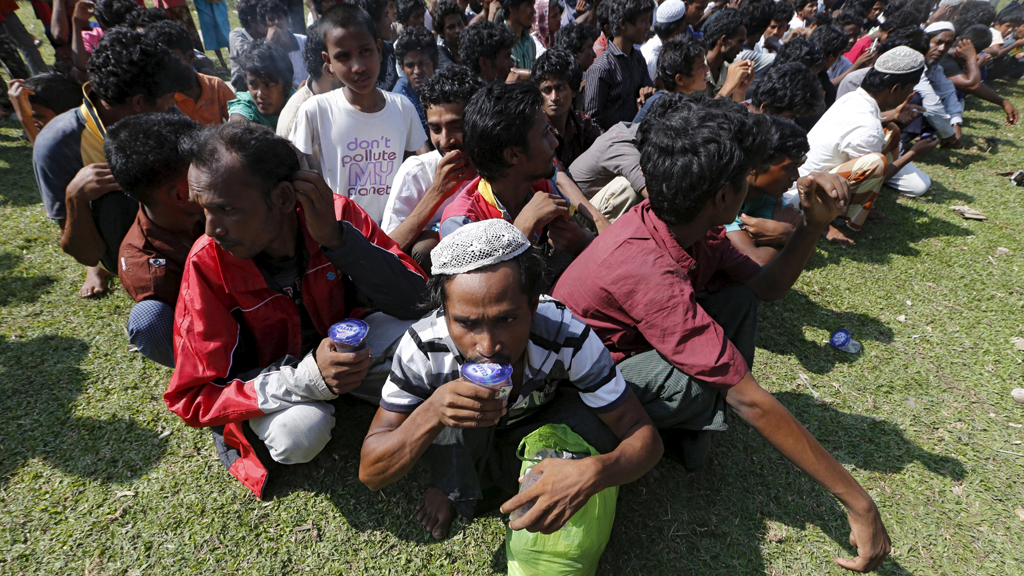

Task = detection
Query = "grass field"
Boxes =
[3,4,1024,574]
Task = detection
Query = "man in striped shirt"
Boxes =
[359,219,662,540]
[582,0,655,130]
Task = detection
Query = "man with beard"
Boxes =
[381,65,485,272]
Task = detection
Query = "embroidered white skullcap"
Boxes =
[938,0,963,8]
[431,219,531,276]
[656,0,687,24]
[924,21,956,35]
[873,46,925,74]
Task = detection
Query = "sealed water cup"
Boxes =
[460,362,514,399]
[829,329,862,354]
[329,319,369,352]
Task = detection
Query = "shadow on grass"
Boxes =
[0,120,42,208]
[0,335,167,484]
[758,290,894,375]
[0,251,54,306]
[597,393,963,575]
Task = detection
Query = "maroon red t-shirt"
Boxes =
[552,200,761,388]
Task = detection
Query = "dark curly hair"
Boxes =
[459,21,516,74]
[774,37,825,70]
[144,20,193,56]
[609,0,655,39]
[352,0,389,26]
[740,0,775,39]
[238,0,263,31]
[398,0,427,24]
[239,39,294,87]
[88,28,192,106]
[530,49,583,94]
[419,64,486,109]
[463,82,543,181]
[771,1,795,25]
[751,62,823,119]
[423,245,545,310]
[94,0,138,30]
[553,21,598,54]
[124,7,170,29]
[105,113,201,204]
[183,121,301,202]
[638,92,772,225]
[877,25,928,55]
[810,24,848,59]
[701,8,744,49]
[767,115,809,162]
[658,36,706,91]
[395,25,439,65]
[953,1,996,35]
[258,0,290,24]
[24,72,83,115]
[432,0,466,34]
[957,24,993,52]
[302,21,327,79]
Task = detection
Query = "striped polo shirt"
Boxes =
[380,296,630,426]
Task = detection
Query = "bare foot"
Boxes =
[825,224,855,245]
[79,266,109,298]
[867,209,886,220]
[416,488,456,540]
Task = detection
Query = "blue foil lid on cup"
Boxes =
[460,362,514,386]
[329,319,369,348]
[829,329,852,349]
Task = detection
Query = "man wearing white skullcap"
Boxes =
[912,22,964,148]
[802,46,938,233]
[641,0,688,80]
[360,218,662,541]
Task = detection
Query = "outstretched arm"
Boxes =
[725,372,891,572]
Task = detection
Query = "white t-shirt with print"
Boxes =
[290,90,428,223]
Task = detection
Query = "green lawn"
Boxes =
[3,6,1024,574]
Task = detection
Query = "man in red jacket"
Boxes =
[165,122,427,498]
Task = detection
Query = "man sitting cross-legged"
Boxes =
[164,122,427,499]
[552,93,892,573]
[359,218,663,540]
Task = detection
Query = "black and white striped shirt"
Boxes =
[380,297,630,425]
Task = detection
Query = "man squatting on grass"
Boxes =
[552,94,892,572]
[164,122,426,498]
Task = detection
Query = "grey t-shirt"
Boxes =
[568,122,645,199]
[836,67,871,100]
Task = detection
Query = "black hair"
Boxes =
[24,72,83,114]
[772,2,795,24]
[463,82,543,180]
[882,0,907,18]
[751,62,823,118]
[959,24,993,52]
[701,8,744,49]
[398,0,427,23]
[774,37,825,70]
[638,92,772,225]
[105,113,201,204]
[878,8,920,31]
[258,0,290,23]
[303,21,327,79]
[553,21,598,54]
[88,28,192,106]
[653,18,687,40]
[124,7,169,29]
[609,0,655,39]
[239,39,294,87]
[794,0,816,11]
[501,0,534,19]
[432,0,467,34]
[144,20,193,56]
[530,49,583,94]
[658,36,706,90]
[808,12,834,28]
[459,21,516,74]
[238,0,263,30]
[861,65,922,92]
[423,246,545,310]
[835,10,865,30]
[419,64,486,108]
[740,0,774,39]
[953,1,997,35]
[767,115,809,162]
[810,24,848,58]
[995,6,1024,25]
[94,0,138,29]
[878,25,928,54]
[351,0,389,27]
[321,3,380,41]
[395,25,439,64]
[184,122,301,200]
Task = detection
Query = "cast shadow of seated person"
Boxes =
[0,335,168,484]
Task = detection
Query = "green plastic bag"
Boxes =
[506,424,618,576]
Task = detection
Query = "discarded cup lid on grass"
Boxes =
[329,319,369,351]
[1012,388,1024,405]
[830,329,862,353]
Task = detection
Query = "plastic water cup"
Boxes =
[329,319,369,352]
[829,329,862,354]
[460,362,514,399]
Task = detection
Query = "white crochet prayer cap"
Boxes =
[656,0,687,24]
[431,219,531,276]
[937,0,963,8]
[924,21,956,35]
[874,46,925,74]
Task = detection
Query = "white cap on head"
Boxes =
[430,219,531,276]
[656,0,687,24]
[873,45,925,74]
[923,21,956,35]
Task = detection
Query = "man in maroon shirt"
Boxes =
[106,113,205,367]
[553,93,892,573]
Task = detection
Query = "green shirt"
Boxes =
[506,23,536,69]
[227,88,296,130]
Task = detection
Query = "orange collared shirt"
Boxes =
[174,72,236,126]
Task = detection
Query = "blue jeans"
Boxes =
[127,300,175,368]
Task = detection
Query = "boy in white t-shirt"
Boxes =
[290,3,428,223]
